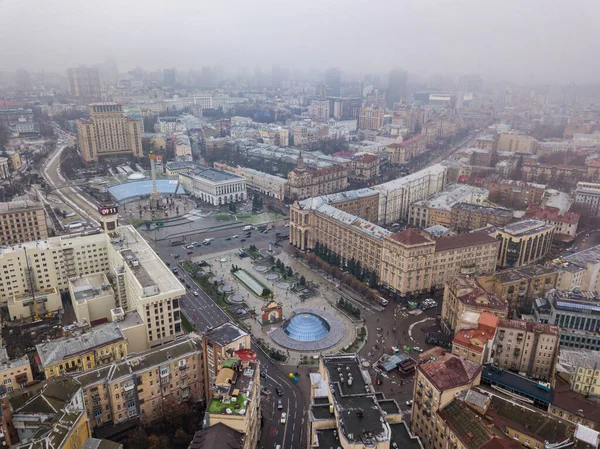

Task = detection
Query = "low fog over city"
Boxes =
[2,3,600,449]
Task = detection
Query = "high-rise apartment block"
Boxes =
[67,66,102,100]
[0,200,48,246]
[358,106,385,130]
[309,100,331,122]
[77,103,143,162]
[387,69,408,108]
[0,224,184,347]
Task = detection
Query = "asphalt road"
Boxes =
[173,248,304,449]
[148,224,289,263]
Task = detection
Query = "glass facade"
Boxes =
[283,313,330,341]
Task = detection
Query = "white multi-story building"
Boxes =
[309,100,330,122]
[214,163,288,200]
[575,182,600,218]
[179,165,246,205]
[373,163,448,224]
[0,225,184,348]
[409,183,489,228]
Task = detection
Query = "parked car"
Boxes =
[174,254,181,259]
[406,400,413,406]
[187,250,193,255]
[260,371,266,379]
[226,237,231,240]
[240,239,246,242]
[186,244,194,249]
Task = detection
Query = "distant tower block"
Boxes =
[149,151,161,207]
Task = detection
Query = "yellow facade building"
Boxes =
[75,334,204,429]
[77,103,143,162]
[0,200,48,246]
[36,321,128,379]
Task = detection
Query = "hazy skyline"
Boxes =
[1,0,599,84]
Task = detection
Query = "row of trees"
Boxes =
[313,242,378,288]
[337,297,361,319]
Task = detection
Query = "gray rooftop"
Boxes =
[0,200,43,214]
[74,334,202,387]
[205,323,248,346]
[82,438,122,449]
[299,201,390,240]
[503,219,554,236]
[36,322,125,367]
[183,165,244,183]
[558,348,600,372]
[494,265,556,283]
[452,202,513,217]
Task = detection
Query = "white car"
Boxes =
[280,412,286,424]
[232,235,239,238]
[406,400,413,406]
[186,244,195,249]
[193,291,199,297]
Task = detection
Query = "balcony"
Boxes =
[124,390,135,400]
[15,374,28,384]
[123,382,135,392]
[160,376,170,386]
[91,389,100,398]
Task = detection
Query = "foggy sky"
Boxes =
[1,0,599,84]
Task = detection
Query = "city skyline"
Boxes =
[1,0,599,84]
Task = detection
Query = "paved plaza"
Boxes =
[196,246,360,365]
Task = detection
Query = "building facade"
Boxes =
[450,203,513,233]
[179,166,247,205]
[575,182,600,218]
[0,225,184,347]
[0,200,48,246]
[77,103,143,162]
[287,156,348,200]
[74,334,204,429]
[430,232,499,290]
[496,132,537,154]
[477,265,558,314]
[309,100,331,122]
[534,289,600,350]
[358,107,385,130]
[67,66,101,100]
[441,275,509,335]
[494,319,559,381]
[213,163,288,200]
[373,163,448,224]
[485,219,555,268]
[385,134,427,164]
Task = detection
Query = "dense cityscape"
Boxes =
[2,3,600,449]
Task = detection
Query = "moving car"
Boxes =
[243,225,252,231]
[174,254,181,259]
[187,250,193,255]
[406,400,413,406]
[185,283,191,289]
[277,399,283,409]
[186,244,194,249]
[276,387,283,396]
[280,412,286,424]
[193,291,199,296]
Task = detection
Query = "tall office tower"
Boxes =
[458,74,483,93]
[387,68,408,108]
[77,103,143,162]
[67,66,102,100]
[325,67,342,97]
[201,66,213,88]
[15,69,31,92]
[163,68,176,86]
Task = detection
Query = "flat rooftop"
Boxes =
[70,273,113,303]
[494,264,556,283]
[308,202,391,241]
[183,165,244,183]
[205,322,248,346]
[481,365,553,403]
[36,322,125,367]
[452,202,513,217]
[503,219,554,237]
[0,200,42,213]
[74,334,202,388]
[558,348,600,370]
[112,225,184,297]
[373,163,446,192]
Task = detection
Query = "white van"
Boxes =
[242,225,252,231]
[379,298,389,306]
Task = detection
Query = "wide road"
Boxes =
[42,128,101,227]
[176,254,304,449]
